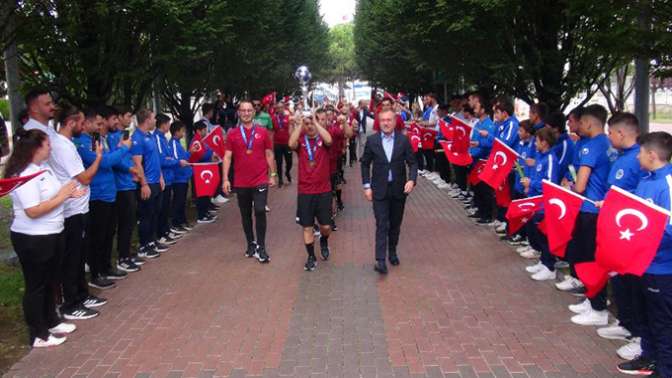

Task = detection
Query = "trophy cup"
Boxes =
[294,65,312,110]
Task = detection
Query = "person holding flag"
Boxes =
[617,131,672,377]
[169,121,194,233]
[288,112,334,271]
[222,100,277,264]
[190,121,217,224]
[467,94,497,224]
[272,101,294,187]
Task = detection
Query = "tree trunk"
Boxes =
[651,80,657,119]
[3,38,21,131]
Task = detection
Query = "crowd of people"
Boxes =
[3,85,672,377]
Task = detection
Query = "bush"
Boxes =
[0,100,8,120]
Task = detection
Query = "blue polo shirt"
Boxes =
[484,116,519,149]
[74,133,129,202]
[108,130,136,191]
[156,131,178,186]
[552,133,575,181]
[130,128,161,185]
[514,138,535,194]
[607,144,644,194]
[469,117,496,160]
[635,164,672,275]
[171,137,192,184]
[528,150,559,196]
[577,133,611,213]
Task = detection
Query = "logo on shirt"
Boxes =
[582,147,589,155]
[536,163,542,172]
[615,169,624,180]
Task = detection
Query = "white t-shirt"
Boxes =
[10,163,65,235]
[49,133,89,217]
[23,118,58,138]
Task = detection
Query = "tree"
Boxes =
[599,63,635,113]
[323,23,357,98]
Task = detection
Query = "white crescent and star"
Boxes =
[200,170,213,184]
[615,208,649,241]
[549,198,567,220]
[517,202,536,210]
[493,151,507,170]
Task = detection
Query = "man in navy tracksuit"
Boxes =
[467,94,497,224]
[618,131,672,378]
[169,121,192,231]
[155,114,185,245]
[75,108,131,289]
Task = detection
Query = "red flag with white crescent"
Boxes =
[596,185,670,276]
[421,128,437,150]
[478,138,519,189]
[447,115,473,153]
[575,262,611,299]
[505,196,543,235]
[542,180,587,258]
[192,162,220,197]
[202,126,227,158]
[439,140,472,167]
[0,170,47,198]
[468,160,487,186]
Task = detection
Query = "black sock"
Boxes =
[305,243,315,258]
[336,190,342,205]
[320,234,329,248]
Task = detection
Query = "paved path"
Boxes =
[7,164,624,378]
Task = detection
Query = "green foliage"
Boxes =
[0,99,8,120]
[322,23,358,84]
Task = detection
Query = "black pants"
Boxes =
[454,165,468,191]
[196,196,211,219]
[612,274,647,337]
[137,183,162,247]
[566,212,606,310]
[171,182,188,227]
[11,231,64,344]
[348,138,357,165]
[422,149,435,172]
[641,274,672,377]
[115,190,136,260]
[373,187,407,262]
[435,150,450,182]
[415,151,425,171]
[157,184,172,238]
[62,213,89,312]
[88,200,116,277]
[473,182,494,220]
[236,186,268,248]
[274,144,293,183]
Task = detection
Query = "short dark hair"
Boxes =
[98,105,118,119]
[530,102,549,122]
[494,99,514,116]
[83,107,99,120]
[18,109,29,125]
[545,111,567,133]
[536,127,558,147]
[193,120,207,130]
[381,97,393,105]
[580,104,608,125]
[136,108,153,125]
[314,108,326,117]
[156,113,171,128]
[519,119,534,134]
[24,87,50,108]
[170,120,185,135]
[462,104,474,116]
[56,103,81,126]
[568,106,583,120]
[202,103,215,115]
[639,132,672,162]
[115,104,132,115]
[608,112,640,135]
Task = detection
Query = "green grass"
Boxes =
[0,264,28,375]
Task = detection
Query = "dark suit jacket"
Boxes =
[361,132,418,200]
[354,108,374,133]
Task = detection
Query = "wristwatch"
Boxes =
[270,172,278,177]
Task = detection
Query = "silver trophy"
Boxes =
[294,65,312,110]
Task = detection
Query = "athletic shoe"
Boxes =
[476,218,495,226]
[158,235,177,245]
[81,295,107,308]
[507,234,525,245]
[245,243,258,258]
[256,247,270,263]
[167,231,183,240]
[131,255,146,265]
[520,249,541,259]
[197,216,216,224]
[556,276,585,291]
[33,335,67,348]
[304,255,317,271]
[88,276,116,290]
[571,308,609,326]
[139,245,160,259]
[49,322,77,334]
[332,223,338,231]
[466,208,478,216]
[525,261,544,274]
[617,338,642,361]
[500,235,513,243]
[569,298,592,314]
[62,305,99,320]
[617,356,655,375]
[438,183,451,189]
[554,260,570,269]
[418,169,426,176]
[170,227,187,235]
[180,223,194,231]
[213,195,230,204]
[449,191,462,199]
[152,242,169,253]
[517,245,534,254]
[265,205,271,212]
[337,203,345,212]
[105,268,128,280]
[320,245,330,261]
[117,258,140,273]
[597,325,631,340]
[531,266,557,281]
[495,223,507,234]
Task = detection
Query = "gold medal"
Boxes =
[309,161,316,167]
[246,149,253,155]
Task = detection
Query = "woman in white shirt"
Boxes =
[5,128,83,348]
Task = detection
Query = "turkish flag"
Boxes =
[468,160,487,186]
[0,170,46,197]
[575,262,610,298]
[202,126,227,158]
[495,182,512,207]
[192,162,220,197]
[542,180,586,258]
[439,141,473,167]
[538,218,547,235]
[448,116,473,154]
[188,135,206,163]
[408,132,421,153]
[408,122,421,136]
[439,119,454,141]
[505,196,544,235]
[478,138,519,189]
[596,185,671,276]
[421,128,437,150]
[262,92,276,106]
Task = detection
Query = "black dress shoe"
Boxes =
[374,261,388,274]
[389,255,400,266]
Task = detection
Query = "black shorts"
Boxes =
[297,192,332,227]
[330,173,342,191]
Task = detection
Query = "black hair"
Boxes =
[568,106,583,120]
[24,87,50,108]
[545,111,567,133]
[83,107,99,120]
[536,127,558,147]
[202,103,215,115]
[607,112,640,135]
[494,99,514,116]
[98,105,119,119]
[57,103,81,126]
[530,102,549,122]
[155,113,171,128]
[115,104,132,115]
[193,120,207,130]
[170,120,186,135]
[4,128,49,178]
[580,104,608,125]
[639,132,672,162]
[462,104,474,116]
[136,109,153,125]
[519,119,534,134]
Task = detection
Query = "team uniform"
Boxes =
[272,112,293,185]
[170,136,192,229]
[296,133,333,227]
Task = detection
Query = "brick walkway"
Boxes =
[6,163,624,378]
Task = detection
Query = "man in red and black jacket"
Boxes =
[271,101,293,187]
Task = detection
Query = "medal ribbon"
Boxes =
[304,135,319,163]
[240,124,256,151]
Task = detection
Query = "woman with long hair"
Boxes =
[5,128,84,348]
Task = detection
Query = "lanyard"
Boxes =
[304,135,320,162]
[239,124,256,151]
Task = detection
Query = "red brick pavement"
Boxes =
[6,163,625,378]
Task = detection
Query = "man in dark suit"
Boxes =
[361,109,418,274]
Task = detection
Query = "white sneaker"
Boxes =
[466,208,478,216]
[554,260,570,269]
[555,276,585,291]
[531,265,557,281]
[437,183,450,189]
[495,223,507,233]
[568,298,592,314]
[616,338,642,360]
[597,325,631,340]
[426,172,438,180]
[213,195,229,204]
[516,245,534,254]
[33,334,67,348]
[571,308,609,326]
[418,169,426,176]
[525,262,544,273]
[520,249,541,259]
[265,205,271,212]
[48,323,77,334]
